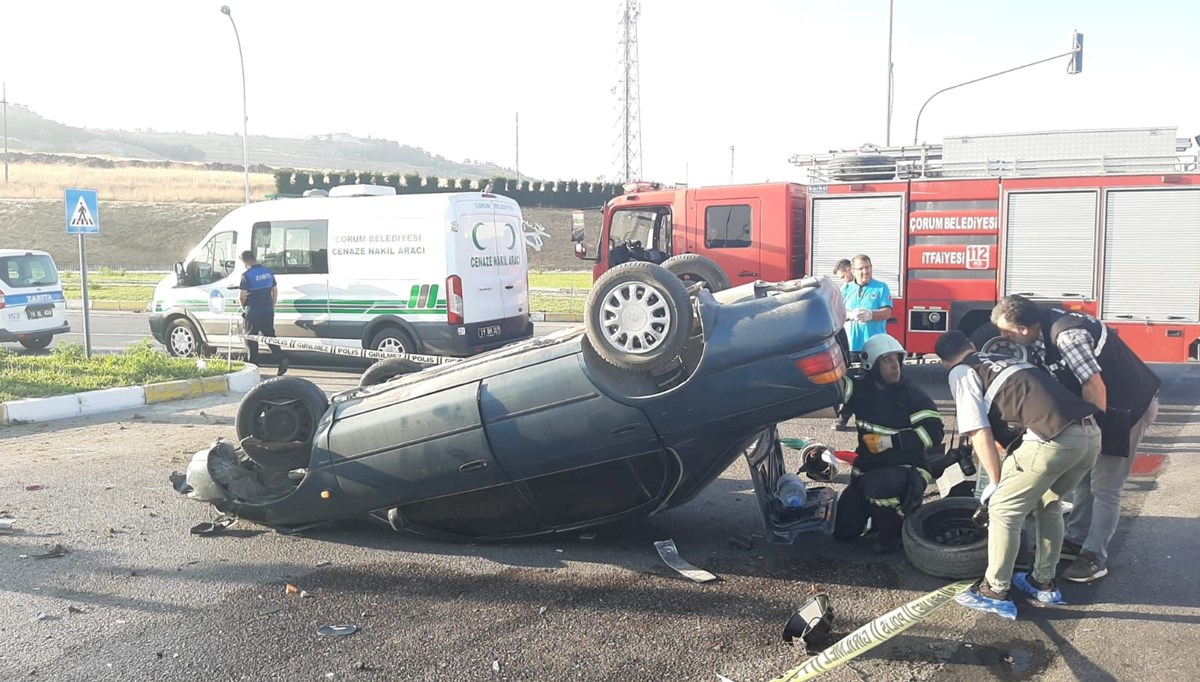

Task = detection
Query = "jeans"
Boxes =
[1065,396,1159,565]
[984,419,1102,593]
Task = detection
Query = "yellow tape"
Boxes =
[770,580,975,682]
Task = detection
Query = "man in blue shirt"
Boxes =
[833,254,894,430]
[239,250,289,375]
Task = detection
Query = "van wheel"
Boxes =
[18,335,52,351]
[359,358,424,387]
[661,254,731,293]
[166,318,201,357]
[370,327,418,356]
[234,377,329,470]
[902,497,989,579]
[585,261,692,372]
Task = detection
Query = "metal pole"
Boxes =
[3,82,9,184]
[913,49,1076,145]
[78,235,92,358]
[729,145,735,183]
[885,0,893,146]
[515,112,520,185]
[222,6,250,204]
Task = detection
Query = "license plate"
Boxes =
[478,325,501,339]
[26,306,54,320]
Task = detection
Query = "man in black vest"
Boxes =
[991,295,1160,583]
[935,331,1101,620]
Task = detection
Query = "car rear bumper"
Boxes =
[0,320,70,342]
[420,316,534,357]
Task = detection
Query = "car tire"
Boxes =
[902,497,989,579]
[18,335,52,351]
[234,376,330,471]
[585,261,692,373]
[359,357,424,387]
[661,254,731,293]
[369,326,418,356]
[165,317,202,357]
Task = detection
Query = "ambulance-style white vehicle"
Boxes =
[0,249,70,351]
[149,186,533,358]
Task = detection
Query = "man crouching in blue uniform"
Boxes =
[239,250,289,376]
[833,334,944,553]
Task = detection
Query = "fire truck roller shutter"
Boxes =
[1103,188,1200,323]
[811,195,904,297]
[1004,191,1098,300]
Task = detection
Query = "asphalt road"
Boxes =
[2,320,1198,681]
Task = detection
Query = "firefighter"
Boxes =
[832,334,944,554]
[991,295,1160,583]
[935,331,1101,620]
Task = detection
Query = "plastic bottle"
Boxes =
[775,473,808,509]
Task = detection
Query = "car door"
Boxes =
[689,196,762,285]
[456,205,507,328]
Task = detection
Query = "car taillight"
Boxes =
[795,346,846,385]
[446,274,463,325]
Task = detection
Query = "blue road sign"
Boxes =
[65,188,100,235]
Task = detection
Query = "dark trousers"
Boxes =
[833,466,924,541]
[244,312,286,365]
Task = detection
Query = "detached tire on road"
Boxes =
[585,261,692,373]
[902,497,989,579]
[359,358,424,388]
[661,254,731,293]
[234,376,330,471]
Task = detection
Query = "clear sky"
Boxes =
[2,0,1196,186]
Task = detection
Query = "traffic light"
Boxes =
[1068,30,1084,74]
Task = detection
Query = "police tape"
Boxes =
[243,334,463,366]
[770,579,975,682]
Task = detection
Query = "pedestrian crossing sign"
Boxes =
[65,188,100,235]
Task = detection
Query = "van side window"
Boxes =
[190,231,238,286]
[250,220,330,275]
[704,205,752,248]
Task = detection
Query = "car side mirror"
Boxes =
[174,261,189,287]
[574,242,588,259]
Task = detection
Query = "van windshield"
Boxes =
[0,254,59,288]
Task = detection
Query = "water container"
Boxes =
[775,473,808,509]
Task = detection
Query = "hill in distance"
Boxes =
[1,103,517,180]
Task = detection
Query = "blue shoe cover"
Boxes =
[955,586,1017,620]
[1012,572,1066,606]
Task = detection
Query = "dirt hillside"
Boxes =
[0,200,596,272]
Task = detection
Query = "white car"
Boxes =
[0,248,70,351]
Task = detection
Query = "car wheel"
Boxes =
[18,335,52,351]
[165,317,201,357]
[585,261,692,372]
[661,254,731,293]
[902,497,988,579]
[234,376,329,470]
[359,357,424,387]
[370,326,417,356]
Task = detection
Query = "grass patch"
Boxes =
[0,340,242,402]
[0,162,276,203]
[529,271,593,290]
[529,294,584,316]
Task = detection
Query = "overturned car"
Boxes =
[172,260,849,542]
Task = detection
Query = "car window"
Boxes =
[251,220,329,275]
[0,254,59,287]
[610,207,670,251]
[189,231,238,286]
[705,204,752,248]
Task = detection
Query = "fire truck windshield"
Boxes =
[610,208,669,250]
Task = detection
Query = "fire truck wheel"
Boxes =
[585,261,692,373]
[661,254,731,293]
[359,358,424,388]
[902,497,989,579]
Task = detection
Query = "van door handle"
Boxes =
[739,271,758,277]
[505,284,514,289]
[459,460,490,473]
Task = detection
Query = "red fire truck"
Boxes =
[573,127,1200,363]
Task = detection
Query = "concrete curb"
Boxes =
[65,300,148,312]
[0,365,261,426]
[531,312,584,323]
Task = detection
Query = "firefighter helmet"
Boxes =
[860,334,905,370]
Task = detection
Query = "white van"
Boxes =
[0,249,70,351]
[149,186,532,358]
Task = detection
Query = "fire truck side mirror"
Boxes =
[574,242,588,259]
[1068,31,1084,74]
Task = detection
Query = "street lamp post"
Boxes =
[913,31,1084,145]
[221,5,250,204]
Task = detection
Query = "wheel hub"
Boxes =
[259,402,307,442]
[600,282,672,355]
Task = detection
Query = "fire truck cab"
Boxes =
[575,127,1200,363]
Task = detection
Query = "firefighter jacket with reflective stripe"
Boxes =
[843,374,943,475]
[957,352,1099,446]
[1041,309,1161,423]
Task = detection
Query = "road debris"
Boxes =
[492,660,501,673]
[654,539,719,583]
[285,583,299,596]
[68,606,85,615]
[0,518,15,533]
[190,515,237,536]
[258,605,283,617]
[316,560,332,567]
[25,484,45,492]
[32,544,69,559]
[317,624,358,636]
[782,594,835,648]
